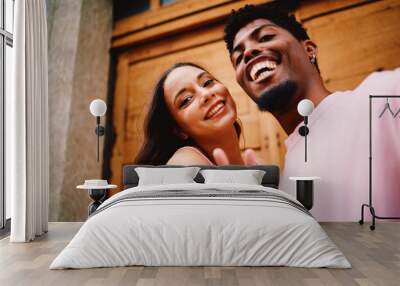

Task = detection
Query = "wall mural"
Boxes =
[106,1,400,223]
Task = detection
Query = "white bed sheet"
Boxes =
[50,183,350,269]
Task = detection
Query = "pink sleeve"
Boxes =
[355,68,400,95]
[391,68,400,94]
[393,68,400,95]
[355,68,400,130]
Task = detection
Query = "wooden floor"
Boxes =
[0,222,399,286]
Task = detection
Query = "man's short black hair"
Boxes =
[224,4,310,54]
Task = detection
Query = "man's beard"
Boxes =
[256,80,297,113]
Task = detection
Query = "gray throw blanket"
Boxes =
[92,188,311,218]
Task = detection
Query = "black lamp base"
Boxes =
[95,125,105,136]
[298,125,309,136]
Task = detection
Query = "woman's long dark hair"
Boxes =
[134,62,241,165]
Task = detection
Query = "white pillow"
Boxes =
[135,167,200,186]
[200,169,266,185]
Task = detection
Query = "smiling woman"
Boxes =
[134,62,245,166]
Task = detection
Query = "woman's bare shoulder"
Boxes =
[167,146,214,166]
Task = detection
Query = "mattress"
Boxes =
[50,183,350,269]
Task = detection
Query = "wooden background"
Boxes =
[107,0,400,195]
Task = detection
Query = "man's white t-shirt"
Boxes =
[280,68,400,221]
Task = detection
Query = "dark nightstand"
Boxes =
[289,177,320,210]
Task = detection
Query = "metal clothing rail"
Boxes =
[359,95,400,230]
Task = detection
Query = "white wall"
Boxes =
[47,0,112,221]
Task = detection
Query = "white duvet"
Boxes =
[50,183,351,269]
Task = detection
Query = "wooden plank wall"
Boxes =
[108,0,400,195]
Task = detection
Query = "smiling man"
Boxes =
[225,4,329,135]
[221,4,400,221]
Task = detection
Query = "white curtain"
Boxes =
[8,0,49,242]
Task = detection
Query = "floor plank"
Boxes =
[0,222,399,286]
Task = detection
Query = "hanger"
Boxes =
[378,97,395,118]
[394,106,400,118]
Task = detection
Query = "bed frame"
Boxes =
[122,165,280,189]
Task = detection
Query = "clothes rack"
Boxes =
[359,95,400,230]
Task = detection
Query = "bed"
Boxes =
[50,165,350,269]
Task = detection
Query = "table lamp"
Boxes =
[89,99,107,162]
[297,99,314,162]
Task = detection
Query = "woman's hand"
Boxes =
[212,148,264,166]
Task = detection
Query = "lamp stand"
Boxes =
[298,116,309,162]
[95,116,105,162]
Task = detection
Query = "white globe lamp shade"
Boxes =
[90,99,107,117]
[297,99,314,116]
